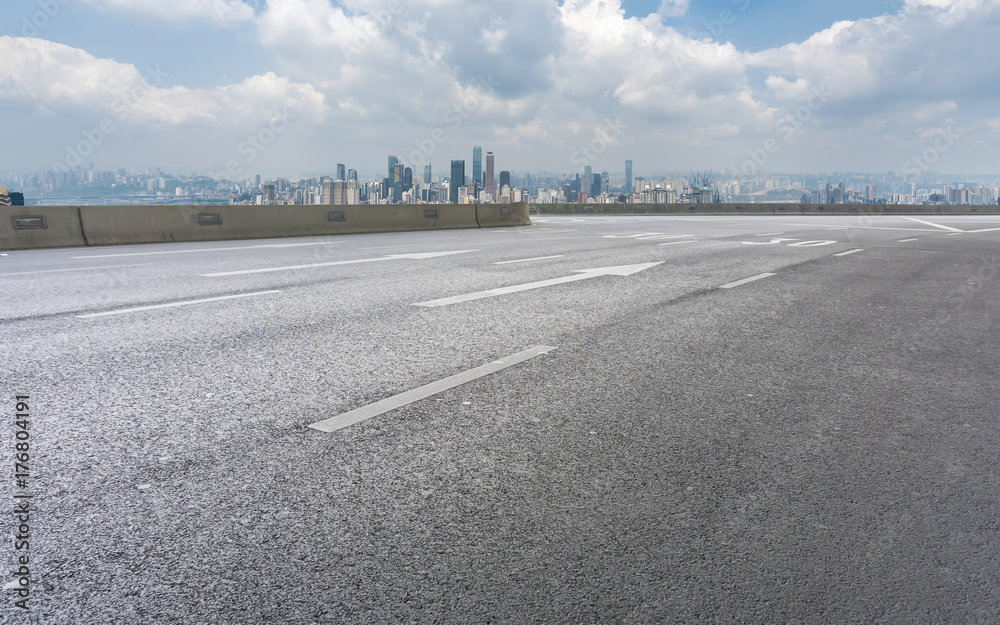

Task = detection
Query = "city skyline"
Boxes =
[2,0,999,177]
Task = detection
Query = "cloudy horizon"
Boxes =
[2,0,999,180]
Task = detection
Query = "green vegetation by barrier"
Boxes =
[533,202,1000,216]
[0,206,88,250]
[0,202,530,250]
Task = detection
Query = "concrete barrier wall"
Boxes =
[476,202,532,227]
[534,202,1000,216]
[0,203,496,250]
[0,206,88,250]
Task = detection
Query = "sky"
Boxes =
[2,0,1000,180]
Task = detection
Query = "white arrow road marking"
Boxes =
[902,217,964,232]
[308,346,558,433]
[413,262,664,307]
[201,250,477,277]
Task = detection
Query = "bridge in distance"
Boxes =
[3,213,1000,623]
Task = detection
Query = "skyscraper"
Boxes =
[473,146,483,187]
[584,165,593,196]
[485,152,495,201]
[388,155,398,181]
[336,163,346,181]
[499,170,511,190]
[450,160,465,204]
[403,167,413,191]
[423,162,432,185]
[348,169,358,182]
[625,160,633,195]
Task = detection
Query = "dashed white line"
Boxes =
[897,238,919,243]
[719,273,777,289]
[308,346,558,432]
[0,263,153,276]
[75,290,282,319]
[834,249,865,257]
[658,241,698,246]
[494,255,564,265]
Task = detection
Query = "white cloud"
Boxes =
[658,0,690,18]
[0,37,325,126]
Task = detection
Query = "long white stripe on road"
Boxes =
[414,262,663,308]
[75,290,281,319]
[202,250,477,277]
[0,263,153,276]
[494,255,564,265]
[659,241,698,247]
[902,217,964,232]
[308,346,558,433]
[834,249,866,257]
[897,239,919,243]
[719,273,777,289]
[73,242,334,259]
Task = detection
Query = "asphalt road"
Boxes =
[2,213,1000,623]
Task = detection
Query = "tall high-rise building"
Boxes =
[322,178,334,204]
[625,160,633,195]
[336,164,346,182]
[499,170,511,190]
[423,162,432,185]
[473,146,483,186]
[333,180,347,204]
[388,155,398,181]
[584,165,593,196]
[391,163,404,202]
[403,167,413,191]
[450,160,465,204]
[348,169,358,182]
[485,152,495,200]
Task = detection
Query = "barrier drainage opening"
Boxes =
[328,211,346,222]
[424,209,438,219]
[500,207,512,216]
[198,213,223,226]
[12,216,47,230]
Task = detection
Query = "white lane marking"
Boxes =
[788,240,838,247]
[414,262,663,308]
[897,238,919,243]
[755,232,785,236]
[659,241,698,246]
[743,238,800,245]
[0,263,153,276]
[947,232,965,236]
[357,243,437,250]
[902,217,965,232]
[75,290,281,319]
[834,249,866,257]
[308,346,558,432]
[963,227,1000,234]
[494,255,565,265]
[602,233,665,239]
[719,273,777,289]
[73,242,333,259]
[202,250,477,277]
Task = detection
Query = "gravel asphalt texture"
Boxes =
[2,214,1000,623]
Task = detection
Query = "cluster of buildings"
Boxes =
[5,153,1000,207]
